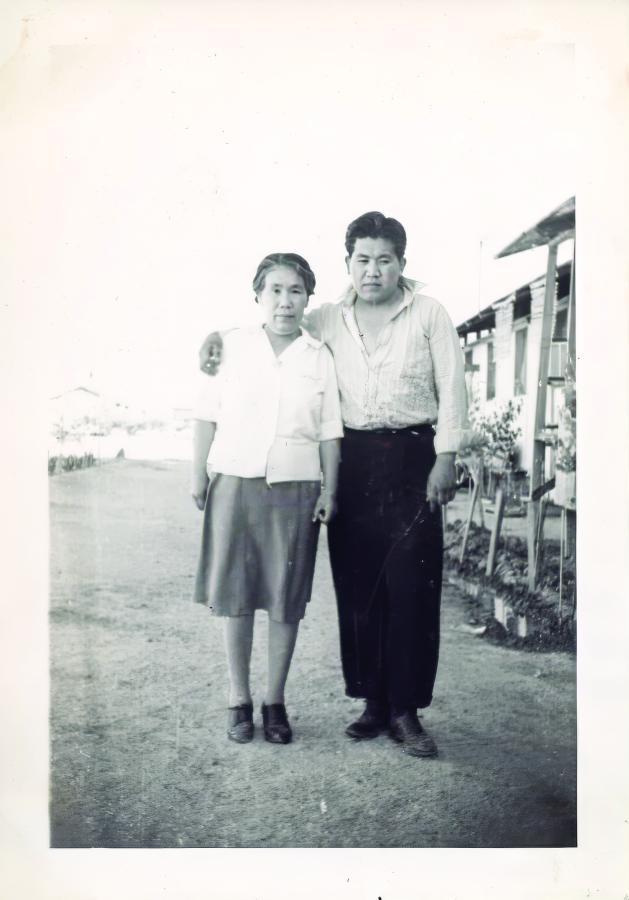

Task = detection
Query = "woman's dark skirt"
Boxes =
[327,426,443,710]
[194,474,321,624]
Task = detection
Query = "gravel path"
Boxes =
[49,460,576,848]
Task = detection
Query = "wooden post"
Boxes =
[535,242,560,440]
[526,500,539,591]
[566,244,576,382]
[477,458,485,528]
[569,511,577,620]
[534,497,548,585]
[548,242,577,614]
[559,508,566,619]
[565,508,576,559]
[459,477,480,563]
[564,244,577,566]
[486,484,506,577]
[527,241,558,591]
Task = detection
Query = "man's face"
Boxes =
[346,237,405,304]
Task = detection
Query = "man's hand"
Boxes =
[426,453,457,512]
[312,490,337,525]
[199,332,223,375]
[191,472,210,510]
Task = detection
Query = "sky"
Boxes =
[3,2,576,414]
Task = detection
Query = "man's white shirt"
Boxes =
[304,279,469,455]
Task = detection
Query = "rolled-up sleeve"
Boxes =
[426,302,469,454]
[302,306,323,341]
[193,372,221,422]
[317,347,344,441]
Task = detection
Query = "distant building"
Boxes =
[457,259,572,472]
[49,386,112,435]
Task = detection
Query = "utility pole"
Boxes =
[477,239,483,312]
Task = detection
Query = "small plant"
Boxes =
[466,397,524,470]
[555,380,576,474]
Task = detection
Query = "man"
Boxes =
[199,212,468,757]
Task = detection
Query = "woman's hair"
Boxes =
[252,253,316,299]
[344,211,407,261]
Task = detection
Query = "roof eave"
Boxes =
[495,197,575,258]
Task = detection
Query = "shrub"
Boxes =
[444,519,576,633]
[465,397,524,470]
[48,452,97,475]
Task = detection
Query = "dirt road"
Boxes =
[49,460,576,848]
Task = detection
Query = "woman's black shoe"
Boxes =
[227,703,254,743]
[261,703,292,744]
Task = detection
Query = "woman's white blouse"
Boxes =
[194,327,343,484]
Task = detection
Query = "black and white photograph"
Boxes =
[2,0,628,897]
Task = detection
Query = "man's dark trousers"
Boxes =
[327,425,443,710]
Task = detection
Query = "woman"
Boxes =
[191,253,343,745]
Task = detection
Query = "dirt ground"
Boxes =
[49,459,576,848]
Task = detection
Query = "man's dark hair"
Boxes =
[345,211,407,261]
[252,252,316,298]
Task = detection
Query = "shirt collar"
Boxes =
[298,329,323,349]
[338,277,427,311]
[258,324,323,350]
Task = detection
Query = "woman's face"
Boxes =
[257,265,309,336]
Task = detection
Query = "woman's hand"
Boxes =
[191,472,210,510]
[317,439,341,524]
[312,491,337,525]
[199,332,224,375]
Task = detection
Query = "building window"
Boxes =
[514,328,528,395]
[549,306,569,378]
[487,341,496,400]
[464,349,477,404]
[549,343,568,379]
[553,307,568,342]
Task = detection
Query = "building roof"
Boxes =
[457,305,495,336]
[457,260,572,337]
[495,197,575,258]
[49,386,101,401]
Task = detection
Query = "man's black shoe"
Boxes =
[345,704,389,740]
[389,711,438,758]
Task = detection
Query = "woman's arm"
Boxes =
[191,420,217,509]
[312,438,341,524]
